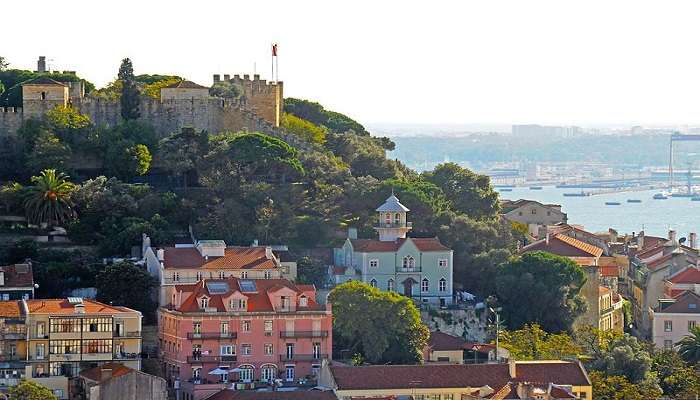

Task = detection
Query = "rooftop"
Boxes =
[0,301,21,318]
[657,291,700,314]
[22,77,68,86]
[376,194,410,212]
[427,331,471,351]
[669,267,700,284]
[521,234,603,258]
[0,263,34,288]
[26,299,138,315]
[164,79,209,89]
[163,246,278,270]
[79,363,134,383]
[204,389,337,400]
[328,361,590,391]
[349,237,449,253]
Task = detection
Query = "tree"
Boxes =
[495,251,586,332]
[45,105,91,133]
[24,169,76,227]
[296,256,328,287]
[652,350,700,398]
[678,326,700,365]
[282,113,326,144]
[588,333,655,384]
[590,371,661,400]
[25,131,72,174]
[118,58,140,120]
[284,97,369,135]
[0,56,8,71]
[142,76,181,99]
[95,261,157,320]
[422,162,500,221]
[104,142,152,180]
[498,323,581,360]
[0,182,24,215]
[328,281,429,364]
[157,127,208,187]
[8,379,58,400]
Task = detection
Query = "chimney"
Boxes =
[0,270,5,286]
[100,365,113,382]
[545,232,550,246]
[638,230,645,250]
[348,228,358,240]
[213,74,220,83]
[669,230,677,242]
[690,232,697,249]
[156,249,165,261]
[265,247,273,260]
[508,359,517,379]
[74,303,85,314]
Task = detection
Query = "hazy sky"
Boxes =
[4,0,700,126]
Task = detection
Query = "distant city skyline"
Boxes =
[5,0,700,126]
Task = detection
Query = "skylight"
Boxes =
[239,280,257,293]
[206,282,230,295]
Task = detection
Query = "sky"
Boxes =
[4,0,700,127]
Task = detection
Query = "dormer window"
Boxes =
[199,297,209,309]
[264,271,272,279]
[241,271,248,279]
[299,296,308,307]
[229,298,247,311]
[219,271,226,279]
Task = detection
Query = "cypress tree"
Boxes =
[118,58,140,120]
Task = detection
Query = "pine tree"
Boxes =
[118,58,140,120]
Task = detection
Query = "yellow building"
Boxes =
[0,301,27,388]
[23,298,142,399]
[599,286,625,333]
[319,359,592,400]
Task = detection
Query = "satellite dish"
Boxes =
[680,237,687,244]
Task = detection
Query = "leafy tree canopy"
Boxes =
[495,251,587,332]
[95,261,158,321]
[285,97,369,136]
[118,58,140,120]
[282,113,327,144]
[328,280,429,364]
[8,379,58,400]
[590,371,661,400]
[24,169,76,227]
[498,323,581,361]
[0,69,94,107]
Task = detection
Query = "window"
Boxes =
[196,272,203,281]
[369,279,377,288]
[387,279,394,291]
[172,272,179,282]
[50,318,81,333]
[264,320,273,332]
[285,365,295,381]
[664,339,673,349]
[40,92,46,100]
[313,342,321,359]
[49,340,80,355]
[299,296,308,307]
[241,271,248,279]
[394,213,401,224]
[439,278,447,292]
[36,344,45,360]
[221,322,229,334]
[690,321,697,331]
[83,317,112,333]
[218,271,225,279]
[82,340,112,354]
[665,320,673,332]
[286,343,294,359]
[531,208,537,215]
[242,344,252,355]
[264,270,272,279]
[421,278,429,293]
[402,256,416,270]
[199,297,209,309]
[240,365,254,382]
[242,320,251,332]
[192,367,201,379]
[193,322,201,334]
[261,365,276,381]
[369,259,379,268]
[36,322,46,338]
[438,259,448,268]
[230,298,247,311]
[220,345,235,355]
[264,343,273,355]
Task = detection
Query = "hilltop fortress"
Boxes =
[0,57,292,141]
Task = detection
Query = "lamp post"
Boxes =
[489,306,502,363]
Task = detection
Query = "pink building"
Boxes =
[158,277,332,400]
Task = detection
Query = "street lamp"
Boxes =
[489,306,502,363]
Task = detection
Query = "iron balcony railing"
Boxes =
[187,332,237,340]
[187,355,237,363]
[114,331,141,338]
[279,331,329,339]
[279,354,328,362]
[375,222,412,229]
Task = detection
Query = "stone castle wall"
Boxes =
[0,108,23,135]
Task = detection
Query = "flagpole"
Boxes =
[271,43,275,83]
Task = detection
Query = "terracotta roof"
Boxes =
[163,246,278,270]
[349,237,450,253]
[26,299,137,315]
[522,234,603,258]
[0,264,34,288]
[0,301,21,318]
[599,286,611,296]
[204,389,337,400]
[599,264,620,277]
[22,77,68,86]
[329,361,590,391]
[79,363,134,383]
[427,331,470,351]
[646,253,675,270]
[550,386,577,399]
[164,80,208,89]
[173,277,324,313]
[657,291,700,314]
[670,267,700,284]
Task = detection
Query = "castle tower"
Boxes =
[222,74,283,127]
[21,77,69,119]
[374,193,412,242]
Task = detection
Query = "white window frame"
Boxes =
[220,345,235,355]
[242,344,252,355]
[199,297,209,309]
[299,296,308,307]
[369,259,379,268]
[242,320,251,332]
[387,279,394,291]
[665,320,673,332]
[439,277,447,292]
[438,259,449,268]
[421,278,429,293]
[264,343,274,355]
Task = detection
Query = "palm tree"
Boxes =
[24,169,76,227]
[677,326,700,364]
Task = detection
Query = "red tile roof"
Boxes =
[0,264,34,288]
[329,361,590,391]
[173,277,324,313]
[0,301,21,318]
[350,237,449,253]
[26,299,136,315]
[79,363,134,383]
[646,253,675,270]
[522,234,603,258]
[670,267,700,284]
[599,264,620,277]
[163,247,278,270]
[427,331,470,351]
[204,389,337,400]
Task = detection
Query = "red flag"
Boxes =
[272,44,278,57]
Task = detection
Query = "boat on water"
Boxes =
[653,193,669,200]
[563,191,590,197]
[529,186,543,190]
[605,202,622,206]
[627,199,642,203]
[499,188,513,192]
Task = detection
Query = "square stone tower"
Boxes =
[218,74,283,127]
[21,77,69,119]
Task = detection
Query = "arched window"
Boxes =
[394,212,401,224]
[421,278,429,293]
[199,296,209,309]
[439,278,447,292]
[369,279,377,288]
[237,365,255,382]
[402,256,415,271]
[261,364,277,382]
[384,212,391,225]
[387,279,395,291]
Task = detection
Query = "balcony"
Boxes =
[375,222,412,229]
[114,331,141,338]
[187,332,237,340]
[186,355,237,363]
[0,355,22,362]
[279,331,329,339]
[114,352,141,360]
[397,267,421,273]
[279,354,328,362]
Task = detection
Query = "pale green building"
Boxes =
[332,194,454,306]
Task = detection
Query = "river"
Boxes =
[498,186,700,237]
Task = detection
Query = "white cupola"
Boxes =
[374,193,412,241]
